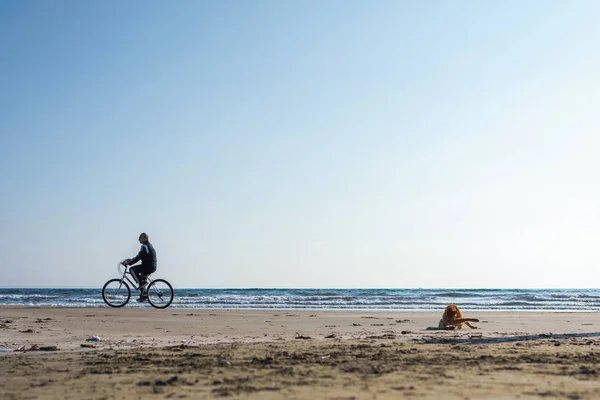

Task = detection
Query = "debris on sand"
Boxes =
[294,333,312,340]
[15,344,59,352]
[367,333,396,340]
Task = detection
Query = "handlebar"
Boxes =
[118,260,131,273]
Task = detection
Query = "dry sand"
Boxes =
[1,307,600,399]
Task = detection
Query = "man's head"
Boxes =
[138,232,149,243]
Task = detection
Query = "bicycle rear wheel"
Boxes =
[146,279,174,309]
[102,279,131,307]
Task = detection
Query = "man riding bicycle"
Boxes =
[123,232,157,302]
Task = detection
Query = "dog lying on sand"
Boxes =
[438,304,479,330]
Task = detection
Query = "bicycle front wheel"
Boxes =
[146,279,174,309]
[102,279,131,307]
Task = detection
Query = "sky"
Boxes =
[1,1,599,289]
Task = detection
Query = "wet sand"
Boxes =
[1,307,600,399]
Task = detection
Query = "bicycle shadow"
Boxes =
[415,331,600,345]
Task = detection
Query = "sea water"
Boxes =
[1,288,599,311]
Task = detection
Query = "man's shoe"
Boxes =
[136,295,148,302]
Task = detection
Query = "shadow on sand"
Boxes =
[416,331,600,345]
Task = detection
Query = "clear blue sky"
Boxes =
[1,1,599,288]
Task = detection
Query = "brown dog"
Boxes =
[438,304,479,329]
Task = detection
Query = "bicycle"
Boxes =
[102,260,174,309]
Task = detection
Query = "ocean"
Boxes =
[0,288,599,311]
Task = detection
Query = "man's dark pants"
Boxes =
[130,264,155,289]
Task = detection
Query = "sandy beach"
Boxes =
[1,307,600,399]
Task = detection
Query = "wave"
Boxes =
[575,294,600,299]
[433,292,483,298]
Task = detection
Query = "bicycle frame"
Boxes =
[118,265,151,292]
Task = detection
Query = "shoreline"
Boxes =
[1,307,599,350]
